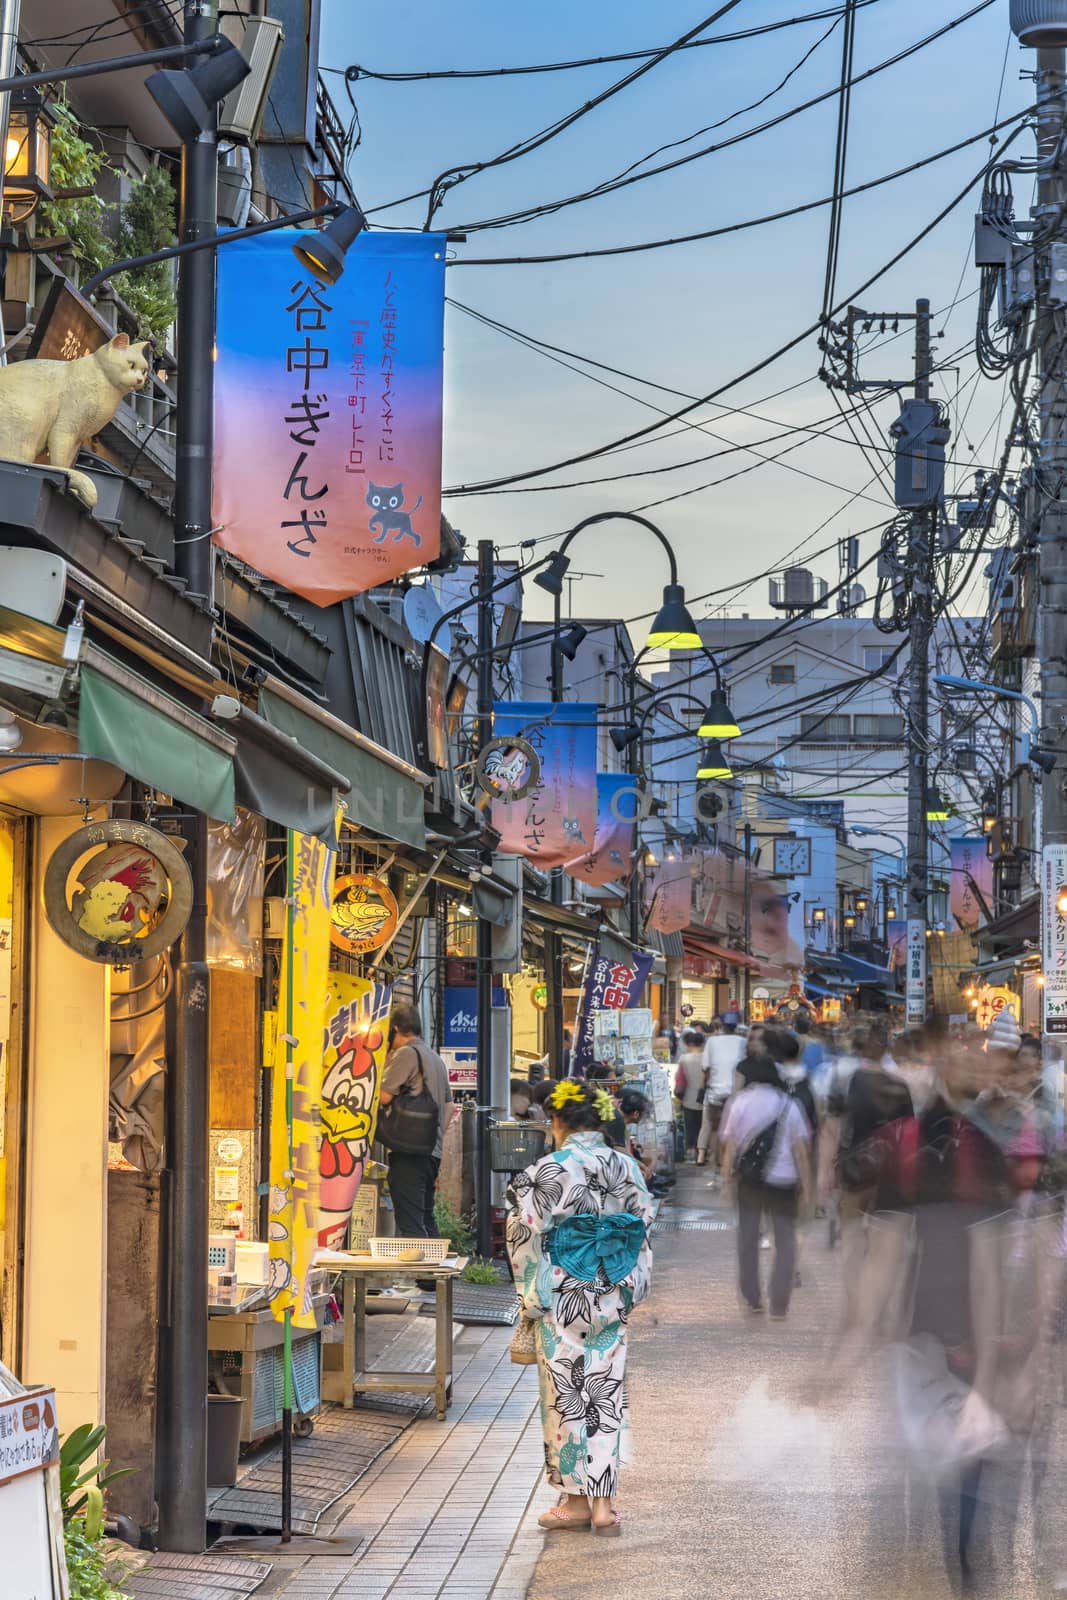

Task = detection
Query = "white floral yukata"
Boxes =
[505,1130,654,1499]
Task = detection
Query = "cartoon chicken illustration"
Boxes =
[330,876,395,954]
[71,844,166,943]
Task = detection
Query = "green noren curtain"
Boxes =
[258,687,425,850]
[78,664,236,821]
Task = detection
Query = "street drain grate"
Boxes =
[652,1218,733,1232]
[209,1409,406,1533]
[128,1552,271,1599]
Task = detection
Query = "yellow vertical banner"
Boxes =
[269,828,336,1328]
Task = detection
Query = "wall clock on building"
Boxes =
[772,836,812,878]
[43,819,193,964]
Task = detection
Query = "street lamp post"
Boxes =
[534,512,703,1076]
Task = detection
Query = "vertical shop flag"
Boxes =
[214,229,445,606]
[646,853,691,934]
[949,837,993,930]
[566,774,639,886]
[318,972,392,1251]
[269,827,336,1326]
[572,944,655,1077]
[490,702,598,867]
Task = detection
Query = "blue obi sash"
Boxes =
[548,1212,646,1285]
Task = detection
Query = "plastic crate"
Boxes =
[489,1121,548,1172]
[368,1236,451,1262]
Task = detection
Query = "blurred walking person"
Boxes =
[697,1017,745,1172]
[721,1045,813,1319]
[675,1028,707,1162]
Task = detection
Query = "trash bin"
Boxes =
[206,1394,244,1487]
[489,1120,548,1172]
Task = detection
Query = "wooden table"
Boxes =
[319,1255,467,1421]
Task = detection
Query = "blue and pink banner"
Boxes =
[490,702,598,868]
[950,837,994,930]
[213,229,445,606]
[572,944,656,1077]
[566,773,639,887]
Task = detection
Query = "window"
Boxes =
[852,713,905,743]
[863,645,899,674]
[800,714,851,741]
[770,662,795,684]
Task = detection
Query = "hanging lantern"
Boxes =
[3,87,54,224]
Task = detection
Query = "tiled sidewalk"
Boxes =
[261,1325,551,1600]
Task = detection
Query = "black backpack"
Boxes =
[376,1043,440,1156]
[735,1102,785,1183]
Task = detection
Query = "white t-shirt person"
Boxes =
[703,1029,746,1100]
[721,1083,811,1188]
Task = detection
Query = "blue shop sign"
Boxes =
[443,985,506,1046]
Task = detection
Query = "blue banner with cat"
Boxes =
[213,228,445,607]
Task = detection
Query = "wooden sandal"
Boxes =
[538,1504,592,1531]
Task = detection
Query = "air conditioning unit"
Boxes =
[218,15,284,143]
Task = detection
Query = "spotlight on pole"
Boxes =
[610,722,641,753]
[533,551,570,597]
[558,623,587,661]
[146,37,252,140]
[292,204,367,284]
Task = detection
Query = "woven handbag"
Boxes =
[508,1312,538,1366]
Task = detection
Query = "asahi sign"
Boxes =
[1042,844,1067,1034]
[906,918,926,1025]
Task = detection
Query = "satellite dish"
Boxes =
[404,584,451,654]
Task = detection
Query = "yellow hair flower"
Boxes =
[549,1079,584,1110]
[593,1087,616,1124]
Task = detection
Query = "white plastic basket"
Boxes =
[369,1236,451,1263]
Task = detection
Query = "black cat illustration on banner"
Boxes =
[366,481,423,545]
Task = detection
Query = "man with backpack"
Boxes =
[720,1046,813,1319]
[379,1004,452,1239]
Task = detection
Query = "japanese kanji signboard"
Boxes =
[214,229,446,606]
[1042,844,1067,1034]
[572,944,655,1077]
[489,702,598,868]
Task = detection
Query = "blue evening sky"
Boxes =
[319,1,1026,632]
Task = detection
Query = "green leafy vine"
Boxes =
[39,102,177,344]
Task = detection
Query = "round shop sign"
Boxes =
[330,873,399,957]
[475,736,541,801]
[531,983,548,1011]
[43,819,193,964]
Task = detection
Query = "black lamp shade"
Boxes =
[558,623,587,661]
[610,723,641,753]
[292,205,367,284]
[646,583,701,650]
[698,685,740,739]
[925,785,950,822]
[147,38,252,141]
[696,740,732,780]
[533,551,570,596]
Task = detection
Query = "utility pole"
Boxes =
[904,299,935,1026]
[543,587,565,1082]
[158,0,218,1551]
[822,294,947,1024]
[1035,46,1067,1031]
[475,539,495,1258]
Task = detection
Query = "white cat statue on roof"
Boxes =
[0,332,150,509]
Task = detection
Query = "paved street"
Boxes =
[217,1168,1067,1600]
[516,1167,1058,1600]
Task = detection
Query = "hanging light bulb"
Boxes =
[698,685,741,739]
[696,740,732,780]
[645,584,702,650]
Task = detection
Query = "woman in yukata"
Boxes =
[505,1076,654,1535]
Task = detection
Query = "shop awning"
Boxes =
[838,951,895,986]
[77,657,236,821]
[258,685,426,850]
[232,703,350,847]
[683,933,762,971]
[805,979,843,1000]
